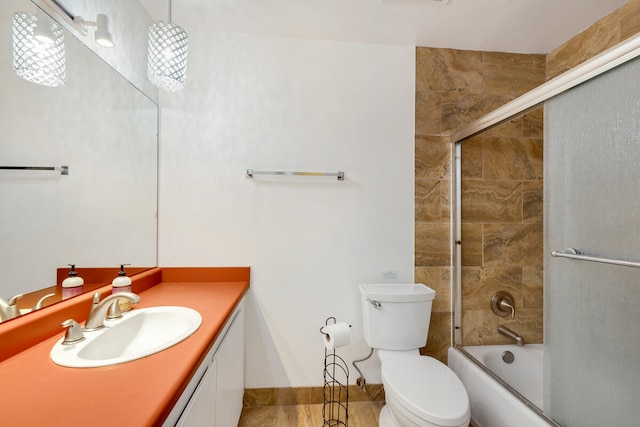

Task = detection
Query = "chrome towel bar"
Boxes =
[0,165,68,175]
[551,248,640,268]
[246,169,344,181]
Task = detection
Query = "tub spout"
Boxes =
[498,325,525,346]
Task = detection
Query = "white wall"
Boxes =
[158,28,415,387]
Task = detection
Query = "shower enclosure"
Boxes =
[449,33,640,426]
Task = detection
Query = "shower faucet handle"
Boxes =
[491,291,516,319]
[500,300,515,320]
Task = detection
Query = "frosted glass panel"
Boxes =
[545,56,640,426]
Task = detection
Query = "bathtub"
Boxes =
[448,345,559,427]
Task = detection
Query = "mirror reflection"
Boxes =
[0,0,158,319]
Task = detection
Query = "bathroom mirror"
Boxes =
[0,0,158,317]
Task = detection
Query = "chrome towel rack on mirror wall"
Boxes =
[551,248,640,268]
[0,165,69,175]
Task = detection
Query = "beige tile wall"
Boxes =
[459,113,544,346]
[415,48,546,359]
[547,0,640,79]
[418,0,640,360]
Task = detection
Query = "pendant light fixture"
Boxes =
[12,9,65,87]
[147,0,189,92]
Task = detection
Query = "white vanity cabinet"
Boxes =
[214,301,245,427]
[175,359,217,426]
[166,299,245,427]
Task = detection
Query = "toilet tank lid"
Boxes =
[359,283,435,302]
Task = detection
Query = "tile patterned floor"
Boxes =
[238,401,385,426]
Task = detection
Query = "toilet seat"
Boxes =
[381,356,470,427]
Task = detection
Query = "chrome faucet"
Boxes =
[0,294,23,322]
[31,293,56,311]
[84,292,140,331]
[498,325,525,346]
[0,292,58,321]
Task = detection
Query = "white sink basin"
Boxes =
[51,306,202,368]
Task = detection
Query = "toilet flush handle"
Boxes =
[366,298,381,309]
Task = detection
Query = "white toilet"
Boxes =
[359,283,470,427]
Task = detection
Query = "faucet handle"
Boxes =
[499,300,515,320]
[61,319,85,345]
[106,300,122,320]
[1,294,24,321]
[491,291,516,319]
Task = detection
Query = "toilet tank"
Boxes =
[359,283,436,350]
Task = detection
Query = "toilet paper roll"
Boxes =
[322,322,351,350]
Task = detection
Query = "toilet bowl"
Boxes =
[359,283,471,427]
[379,350,470,427]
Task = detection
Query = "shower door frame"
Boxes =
[450,30,640,346]
[448,29,640,425]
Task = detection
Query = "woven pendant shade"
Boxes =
[147,20,188,92]
[13,11,65,87]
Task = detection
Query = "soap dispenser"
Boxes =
[62,264,84,300]
[112,264,132,311]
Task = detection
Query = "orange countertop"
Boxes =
[0,267,250,427]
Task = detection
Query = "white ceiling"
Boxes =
[141,0,629,54]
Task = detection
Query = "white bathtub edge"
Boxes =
[448,347,552,427]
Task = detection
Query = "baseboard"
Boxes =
[243,384,385,407]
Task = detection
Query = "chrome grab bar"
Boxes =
[551,248,640,269]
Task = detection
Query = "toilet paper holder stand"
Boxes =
[320,317,350,426]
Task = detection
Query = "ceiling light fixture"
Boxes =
[12,9,65,87]
[78,13,115,48]
[40,0,114,48]
[147,0,189,92]
[94,14,114,47]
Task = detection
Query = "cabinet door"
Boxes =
[175,359,217,427]
[215,310,245,427]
